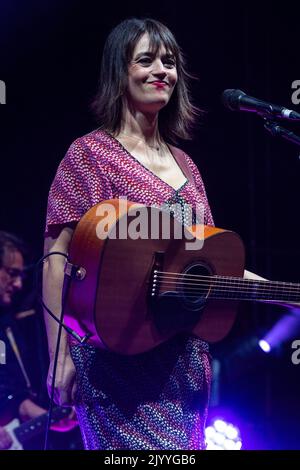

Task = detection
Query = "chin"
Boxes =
[143,100,169,113]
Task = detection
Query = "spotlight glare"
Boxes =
[205,426,216,439]
[205,418,242,450]
[214,419,227,433]
[235,440,242,450]
[259,339,271,353]
[224,439,236,450]
[214,432,226,445]
[225,424,238,440]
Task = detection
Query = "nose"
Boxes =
[152,59,167,78]
[12,275,23,291]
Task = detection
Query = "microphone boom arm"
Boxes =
[263,118,300,148]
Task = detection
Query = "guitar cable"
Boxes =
[36,252,88,343]
[35,251,89,450]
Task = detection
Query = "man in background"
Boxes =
[0,231,80,450]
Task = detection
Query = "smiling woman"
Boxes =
[43,18,214,450]
[125,34,178,112]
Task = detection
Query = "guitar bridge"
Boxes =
[148,251,164,307]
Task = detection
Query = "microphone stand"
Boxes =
[263,118,300,148]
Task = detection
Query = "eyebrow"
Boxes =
[134,51,175,60]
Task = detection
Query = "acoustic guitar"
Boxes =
[63,199,299,355]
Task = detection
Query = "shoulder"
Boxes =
[66,129,109,154]
[73,128,112,147]
[61,129,114,168]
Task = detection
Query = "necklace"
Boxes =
[118,131,161,152]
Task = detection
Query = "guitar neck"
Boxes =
[210,276,300,303]
[14,407,70,444]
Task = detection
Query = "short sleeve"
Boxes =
[184,153,215,226]
[45,138,114,237]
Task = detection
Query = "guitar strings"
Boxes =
[154,270,300,290]
[153,285,300,300]
[154,279,299,293]
[153,284,300,300]
[154,270,300,288]
[154,282,300,298]
[149,293,296,303]
[152,280,300,300]
[152,271,300,298]
[154,278,300,295]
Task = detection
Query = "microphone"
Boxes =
[222,89,300,121]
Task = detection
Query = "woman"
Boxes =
[43,18,222,450]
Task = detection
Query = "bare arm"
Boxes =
[43,227,77,406]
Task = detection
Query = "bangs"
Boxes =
[126,19,180,62]
[147,26,179,59]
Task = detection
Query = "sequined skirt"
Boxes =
[70,334,211,450]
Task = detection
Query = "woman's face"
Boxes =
[125,33,178,114]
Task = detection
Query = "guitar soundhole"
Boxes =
[153,263,211,334]
[180,263,212,310]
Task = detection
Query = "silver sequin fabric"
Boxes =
[46,129,214,449]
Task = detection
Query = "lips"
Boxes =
[149,81,168,87]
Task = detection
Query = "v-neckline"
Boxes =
[106,131,189,193]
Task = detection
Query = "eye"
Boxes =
[138,57,153,65]
[164,58,176,68]
[5,267,25,279]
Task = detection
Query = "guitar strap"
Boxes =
[169,145,196,187]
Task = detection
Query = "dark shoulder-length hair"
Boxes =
[91,18,200,143]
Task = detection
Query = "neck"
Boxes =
[118,104,161,146]
[203,275,300,304]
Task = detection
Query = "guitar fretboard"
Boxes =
[210,277,300,302]
[14,407,70,443]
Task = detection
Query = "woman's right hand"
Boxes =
[47,353,77,406]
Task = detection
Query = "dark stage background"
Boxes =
[1,0,300,449]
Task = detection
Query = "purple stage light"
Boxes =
[259,311,300,354]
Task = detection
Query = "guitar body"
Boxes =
[5,419,23,450]
[64,199,245,354]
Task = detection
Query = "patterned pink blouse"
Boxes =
[45,129,214,235]
[45,129,214,450]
